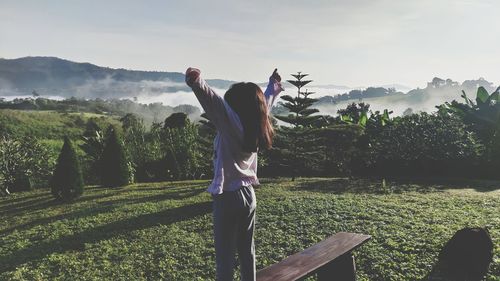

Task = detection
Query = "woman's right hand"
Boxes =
[185,67,201,86]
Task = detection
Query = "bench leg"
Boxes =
[317,253,356,281]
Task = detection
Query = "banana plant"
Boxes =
[340,109,391,128]
[442,86,500,158]
[446,86,500,127]
[380,109,391,126]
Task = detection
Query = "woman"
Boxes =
[185,67,283,281]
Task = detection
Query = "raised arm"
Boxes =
[264,68,284,111]
[185,67,242,133]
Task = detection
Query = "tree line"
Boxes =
[1,73,499,200]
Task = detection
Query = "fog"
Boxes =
[134,87,229,109]
[70,77,189,99]
[2,76,496,120]
[311,79,498,117]
[0,75,213,109]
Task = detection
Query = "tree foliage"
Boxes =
[120,113,149,182]
[367,112,483,177]
[439,86,500,177]
[0,135,52,194]
[100,127,131,187]
[271,72,324,179]
[164,112,189,129]
[79,119,105,184]
[50,136,84,201]
[162,121,204,180]
[274,72,321,127]
[5,73,500,193]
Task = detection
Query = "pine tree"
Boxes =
[275,72,322,127]
[51,136,84,201]
[100,127,130,187]
[273,72,324,180]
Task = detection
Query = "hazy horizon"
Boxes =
[2,0,499,89]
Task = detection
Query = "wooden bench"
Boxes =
[257,232,371,281]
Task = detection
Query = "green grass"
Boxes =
[0,109,121,140]
[0,178,498,280]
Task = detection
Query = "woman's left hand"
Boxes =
[271,68,281,82]
[271,68,284,92]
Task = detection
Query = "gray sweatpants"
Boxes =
[213,185,256,281]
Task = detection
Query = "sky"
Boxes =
[1,0,499,88]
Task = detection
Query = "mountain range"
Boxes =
[0,56,236,98]
[0,56,497,116]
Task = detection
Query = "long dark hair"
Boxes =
[224,82,273,152]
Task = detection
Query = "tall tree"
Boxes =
[273,72,324,180]
[162,116,203,180]
[80,119,105,184]
[50,136,84,201]
[275,72,321,127]
[100,127,131,187]
[120,113,148,182]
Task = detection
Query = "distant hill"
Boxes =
[311,77,498,116]
[0,56,236,98]
[1,57,497,117]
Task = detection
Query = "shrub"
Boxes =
[0,135,52,193]
[368,112,483,177]
[441,86,500,178]
[319,124,366,176]
[50,136,84,201]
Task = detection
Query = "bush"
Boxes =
[0,135,52,193]
[319,124,366,176]
[100,127,131,187]
[367,112,483,177]
[50,136,84,201]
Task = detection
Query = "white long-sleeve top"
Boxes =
[187,75,283,195]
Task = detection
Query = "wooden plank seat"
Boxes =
[257,232,371,281]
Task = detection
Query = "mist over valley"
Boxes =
[1,56,497,119]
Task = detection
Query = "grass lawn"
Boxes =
[0,178,499,280]
[0,109,121,141]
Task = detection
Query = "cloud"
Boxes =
[134,87,229,109]
[3,0,500,87]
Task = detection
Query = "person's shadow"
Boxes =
[0,200,212,272]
